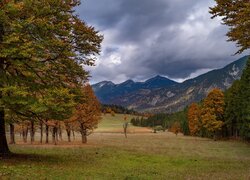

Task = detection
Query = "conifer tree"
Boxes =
[224,80,241,137]
[237,60,250,139]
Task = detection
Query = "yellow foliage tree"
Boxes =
[201,89,225,140]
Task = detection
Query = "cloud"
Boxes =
[77,0,247,84]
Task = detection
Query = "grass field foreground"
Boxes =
[0,114,249,179]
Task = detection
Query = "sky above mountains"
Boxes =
[77,0,248,84]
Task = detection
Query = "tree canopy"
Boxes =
[210,0,250,54]
[0,0,103,156]
[211,0,250,140]
[201,89,225,139]
[237,60,250,139]
[188,103,201,136]
[73,84,102,143]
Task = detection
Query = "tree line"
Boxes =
[101,104,137,115]
[131,59,249,141]
[188,59,250,140]
[6,84,102,145]
[130,111,188,135]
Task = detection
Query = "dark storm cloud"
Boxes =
[77,0,247,83]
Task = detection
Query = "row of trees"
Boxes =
[102,104,137,115]
[7,84,101,144]
[188,60,250,140]
[188,89,225,140]
[130,111,188,135]
[0,0,103,157]
[131,62,249,140]
[186,0,250,140]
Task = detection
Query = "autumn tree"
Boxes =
[188,103,201,136]
[201,89,225,140]
[0,0,102,156]
[170,121,181,136]
[210,0,250,54]
[73,85,101,143]
[210,0,250,140]
[110,110,116,117]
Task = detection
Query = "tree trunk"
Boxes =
[123,123,128,138]
[72,130,75,141]
[40,121,43,144]
[22,126,25,142]
[0,24,11,156]
[52,127,57,145]
[45,121,49,144]
[0,108,11,156]
[213,131,217,141]
[66,129,71,142]
[55,127,58,142]
[80,124,87,143]
[81,131,87,143]
[64,122,71,142]
[22,125,28,143]
[58,124,62,141]
[9,123,15,144]
[30,121,35,144]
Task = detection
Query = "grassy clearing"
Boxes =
[95,113,151,133]
[1,133,250,179]
[1,114,250,179]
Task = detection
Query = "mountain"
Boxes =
[92,75,178,104]
[92,56,249,113]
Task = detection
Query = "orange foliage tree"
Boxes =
[73,85,101,143]
[170,121,181,136]
[188,103,201,136]
[201,89,225,140]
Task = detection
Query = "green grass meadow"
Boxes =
[1,114,250,179]
[95,113,151,133]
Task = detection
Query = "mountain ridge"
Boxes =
[92,75,178,104]
[92,56,249,113]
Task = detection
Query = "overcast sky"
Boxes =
[77,0,248,84]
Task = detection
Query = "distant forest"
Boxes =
[101,104,137,115]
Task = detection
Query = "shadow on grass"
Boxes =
[0,152,61,164]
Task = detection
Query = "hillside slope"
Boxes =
[93,56,249,113]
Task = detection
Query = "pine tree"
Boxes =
[224,80,241,137]
[238,60,250,139]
